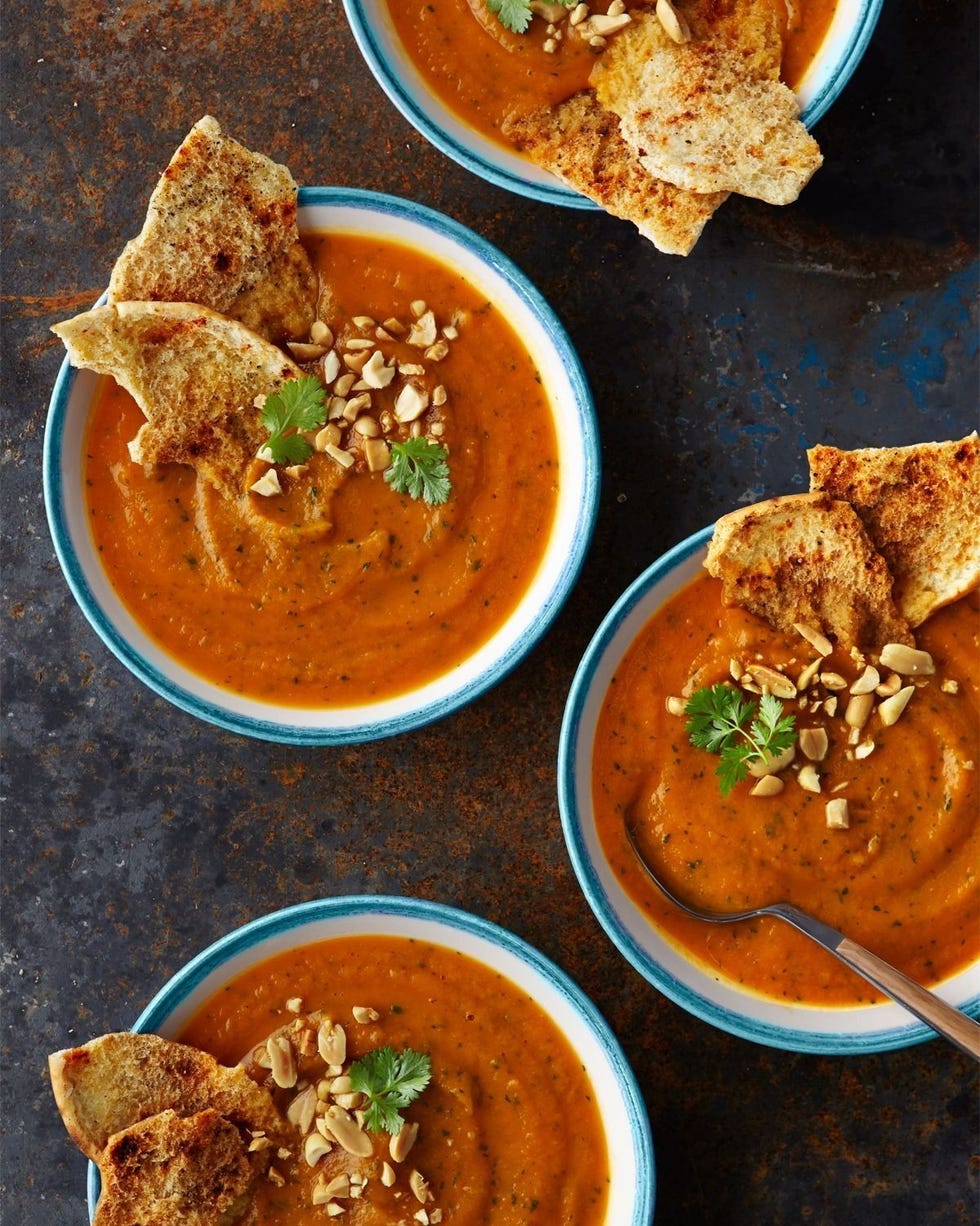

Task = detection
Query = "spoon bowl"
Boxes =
[625,821,980,1060]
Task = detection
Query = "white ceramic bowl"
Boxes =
[44,187,599,744]
[85,895,656,1224]
[558,526,980,1054]
[343,0,883,205]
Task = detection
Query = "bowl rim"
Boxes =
[557,524,980,1055]
[341,0,883,203]
[85,894,657,1224]
[341,0,597,209]
[44,186,600,745]
[796,0,884,128]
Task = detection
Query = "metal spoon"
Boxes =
[625,821,980,1060]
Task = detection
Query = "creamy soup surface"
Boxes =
[83,231,559,706]
[592,576,979,1005]
[385,0,838,152]
[179,935,611,1225]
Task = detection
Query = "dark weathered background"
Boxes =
[2,2,978,1223]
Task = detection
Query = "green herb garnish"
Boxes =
[347,1046,432,1134]
[685,684,797,798]
[487,0,575,34]
[259,375,327,465]
[385,438,452,505]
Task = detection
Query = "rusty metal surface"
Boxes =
[1,1,977,1223]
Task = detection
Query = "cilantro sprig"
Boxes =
[259,375,327,465]
[685,684,797,798]
[385,438,452,505]
[347,1046,432,1134]
[487,0,575,35]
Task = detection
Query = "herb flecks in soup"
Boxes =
[83,231,559,706]
[239,1004,436,1217]
[390,0,834,142]
[386,1,834,251]
[593,576,980,1005]
[179,935,611,1226]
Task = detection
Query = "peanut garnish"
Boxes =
[318,1020,347,1067]
[409,1169,432,1204]
[879,643,935,675]
[322,1106,373,1157]
[249,468,282,497]
[793,623,834,656]
[797,763,822,794]
[746,664,797,700]
[389,1119,419,1163]
[850,665,880,695]
[844,692,874,730]
[655,0,690,43]
[268,1034,297,1088]
[878,685,915,727]
[287,1084,318,1132]
[798,727,829,761]
[304,1132,333,1166]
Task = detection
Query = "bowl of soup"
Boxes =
[45,187,599,743]
[83,895,656,1225]
[558,526,980,1053]
[342,0,882,206]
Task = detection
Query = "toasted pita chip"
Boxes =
[93,1109,260,1226]
[705,492,913,650]
[808,434,980,627]
[49,1033,284,1164]
[504,91,727,255]
[592,7,822,205]
[108,116,316,343]
[51,302,303,497]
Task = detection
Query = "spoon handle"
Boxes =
[774,905,980,1059]
[836,938,980,1060]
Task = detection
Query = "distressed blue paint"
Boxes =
[870,261,978,413]
[797,338,833,389]
[755,349,798,416]
[742,422,781,453]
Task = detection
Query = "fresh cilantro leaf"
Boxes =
[385,438,452,505]
[685,685,756,755]
[347,1046,432,1134]
[717,742,758,798]
[259,375,326,465]
[487,0,574,34]
[684,683,796,798]
[487,0,534,33]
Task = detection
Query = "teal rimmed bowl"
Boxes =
[558,526,980,1054]
[44,188,599,744]
[85,895,656,1224]
[342,0,883,205]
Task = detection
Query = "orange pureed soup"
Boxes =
[83,231,559,706]
[178,935,610,1225]
[593,575,979,1005]
[386,0,837,152]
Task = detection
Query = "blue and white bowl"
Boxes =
[795,0,883,128]
[44,188,599,745]
[558,526,980,1054]
[86,896,656,1224]
[343,0,883,205]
